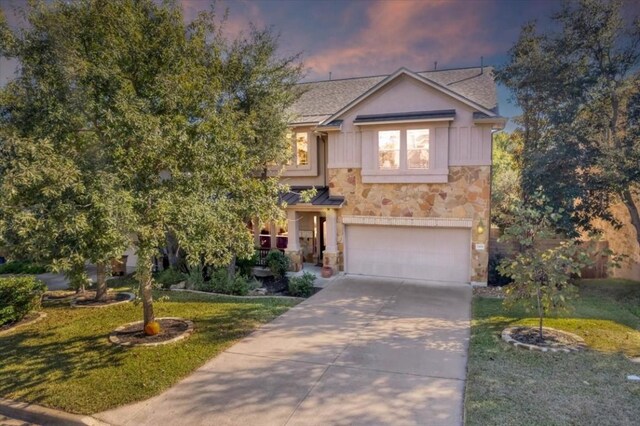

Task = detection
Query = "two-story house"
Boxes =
[257,66,504,285]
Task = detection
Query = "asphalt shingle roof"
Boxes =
[279,187,344,207]
[291,67,497,125]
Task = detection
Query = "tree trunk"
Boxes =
[94,261,107,302]
[165,231,180,268]
[227,255,236,281]
[621,189,640,247]
[536,283,544,340]
[135,253,155,329]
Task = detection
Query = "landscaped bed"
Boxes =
[0,280,298,414]
[465,278,640,425]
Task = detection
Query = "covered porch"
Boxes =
[251,187,343,276]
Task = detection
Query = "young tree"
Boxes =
[498,192,592,339]
[1,0,301,329]
[498,0,640,245]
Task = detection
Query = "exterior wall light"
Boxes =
[477,220,485,235]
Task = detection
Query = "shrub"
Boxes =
[0,276,47,326]
[488,254,512,287]
[155,268,186,289]
[185,264,206,290]
[0,261,48,275]
[196,269,259,296]
[236,253,258,277]
[288,272,316,297]
[266,250,289,279]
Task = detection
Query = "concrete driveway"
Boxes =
[96,276,472,426]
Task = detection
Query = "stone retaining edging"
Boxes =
[71,292,135,308]
[502,326,587,353]
[170,288,305,301]
[0,311,47,336]
[109,317,194,347]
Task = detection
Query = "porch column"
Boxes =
[323,208,339,274]
[285,210,302,271]
[325,209,338,252]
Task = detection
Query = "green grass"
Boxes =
[465,279,640,426]
[0,282,298,414]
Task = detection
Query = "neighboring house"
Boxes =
[254,66,504,284]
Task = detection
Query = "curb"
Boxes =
[0,397,109,426]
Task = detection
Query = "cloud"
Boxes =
[304,0,501,79]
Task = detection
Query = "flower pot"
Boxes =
[321,266,333,278]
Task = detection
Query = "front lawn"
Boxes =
[465,279,640,425]
[0,283,298,414]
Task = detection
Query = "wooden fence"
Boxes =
[489,228,610,279]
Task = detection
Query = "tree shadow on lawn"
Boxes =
[0,326,127,405]
[0,294,297,414]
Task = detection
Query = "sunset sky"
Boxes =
[2,0,639,125]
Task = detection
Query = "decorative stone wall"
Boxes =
[590,198,640,281]
[328,166,491,282]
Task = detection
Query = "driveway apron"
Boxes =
[96,276,472,426]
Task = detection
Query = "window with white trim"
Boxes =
[295,132,309,166]
[378,130,400,169]
[377,128,430,171]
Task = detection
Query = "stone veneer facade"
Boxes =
[327,166,491,282]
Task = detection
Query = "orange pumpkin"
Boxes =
[144,321,161,336]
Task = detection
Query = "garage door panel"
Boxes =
[345,225,470,282]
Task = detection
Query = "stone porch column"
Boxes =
[323,208,339,274]
[285,210,302,272]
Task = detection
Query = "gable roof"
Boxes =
[290,66,499,125]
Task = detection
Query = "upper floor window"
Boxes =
[407,129,429,169]
[295,133,309,166]
[378,130,400,169]
[377,128,429,171]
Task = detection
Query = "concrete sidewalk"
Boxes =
[96,276,472,426]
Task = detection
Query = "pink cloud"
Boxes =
[180,0,262,38]
[305,0,501,79]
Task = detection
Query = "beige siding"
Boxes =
[326,74,493,174]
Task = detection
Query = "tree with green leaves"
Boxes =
[498,0,640,246]
[0,0,301,330]
[0,4,132,301]
[498,192,592,339]
[491,131,523,231]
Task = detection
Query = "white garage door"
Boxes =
[345,225,470,282]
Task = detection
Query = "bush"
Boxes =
[185,264,206,290]
[154,267,186,289]
[288,272,316,297]
[266,250,289,279]
[0,276,47,326]
[0,261,48,275]
[236,253,258,277]
[196,269,259,296]
[488,254,512,287]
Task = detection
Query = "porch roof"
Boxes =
[280,186,344,207]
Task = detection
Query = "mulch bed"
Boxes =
[0,311,46,334]
[109,317,194,347]
[259,276,289,295]
[502,326,587,353]
[73,291,132,306]
[473,286,505,298]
